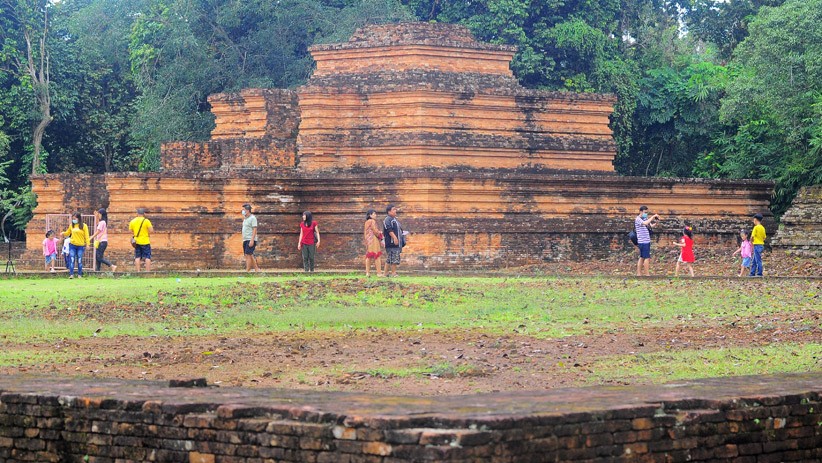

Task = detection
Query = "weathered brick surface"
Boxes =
[24,171,773,270]
[161,89,300,172]
[300,23,616,172]
[772,185,822,257]
[0,374,819,462]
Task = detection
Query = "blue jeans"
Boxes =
[749,244,764,276]
[68,244,85,276]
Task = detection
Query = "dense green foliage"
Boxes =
[1,0,819,233]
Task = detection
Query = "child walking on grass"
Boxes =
[42,230,59,272]
[672,226,695,277]
[732,229,752,277]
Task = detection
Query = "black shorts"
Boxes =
[134,244,151,260]
[243,240,256,255]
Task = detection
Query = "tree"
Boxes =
[717,0,822,214]
[47,0,140,172]
[0,0,52,175]
[678,0,786,62]
[620,59,728,177]
[0,120,34,236]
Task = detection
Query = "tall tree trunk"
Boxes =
[103,145,112,172]
[23,7,51,175]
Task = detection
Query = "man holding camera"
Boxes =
[635,205,660,277]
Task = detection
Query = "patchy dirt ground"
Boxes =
[4,251,819,395]
[507,249,821,278]
[3,309,819,395]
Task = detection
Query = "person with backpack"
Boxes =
[634,205,660,277]
[383,204,405,277]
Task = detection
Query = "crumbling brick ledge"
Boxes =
[0,373,819,462]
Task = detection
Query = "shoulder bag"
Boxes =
[131,219,146,249]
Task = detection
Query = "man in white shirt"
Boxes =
[241,204,260,272]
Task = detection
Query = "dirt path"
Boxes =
[4,309,818,395]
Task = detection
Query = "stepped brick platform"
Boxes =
[24,22,774,270]
[0,374,820,462]
[772,185,822,257]
[300,23,616,172]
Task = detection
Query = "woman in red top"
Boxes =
[672,226,695,277]
[297,211,320,272]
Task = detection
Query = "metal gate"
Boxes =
[45,214,96,271]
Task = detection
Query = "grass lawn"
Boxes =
[0,274,819,392]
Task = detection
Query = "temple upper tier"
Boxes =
[162,22,618,173]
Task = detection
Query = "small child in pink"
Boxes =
[42,230,59,272]
[732,229,752,277]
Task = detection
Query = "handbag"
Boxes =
[131,218,146,249]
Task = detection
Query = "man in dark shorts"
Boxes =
[241,203,260,272]
[383,204,405,277]
[635,205,660,276]
[129,208,154,272]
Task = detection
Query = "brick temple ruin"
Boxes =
[25,23,774,270]
[770,186,822,257]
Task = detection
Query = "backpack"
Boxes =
[383,216,393,238]
[628,230,638,246]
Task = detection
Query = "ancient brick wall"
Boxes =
[208,89,300,141]
[772,185,822,257]
[161,89,299,172]
[25,172,773,270]
[0,374,819,462]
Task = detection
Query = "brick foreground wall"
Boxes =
[0,374,819,462]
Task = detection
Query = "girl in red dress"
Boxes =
[672,226,695,277]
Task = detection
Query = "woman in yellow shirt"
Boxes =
[62,212,90,279]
